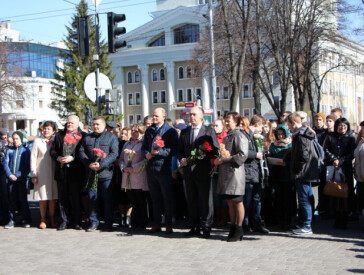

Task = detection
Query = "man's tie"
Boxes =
[192,127,198,143]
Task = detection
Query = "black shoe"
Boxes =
[57,221,68,231]
[119,215,125,227]
[86,223,98,232]
[73,224,82,230]
[125,216,131,228]
[252,225,270,234]
[184,227,200,237]
[243,225,251,234]
[228,224,237,238]
[227,226,243,242]
[201,227,211,239]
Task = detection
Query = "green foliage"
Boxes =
[51,0,114,123]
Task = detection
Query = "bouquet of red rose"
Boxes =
[138,136,165,173]
[176,141,214,174]
[88,148,107,190]
[61,132,82,168]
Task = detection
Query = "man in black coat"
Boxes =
[177,106,219,238]
[142,107,178,234]
[287,113,319,235]
[79,116,119,232]
[50,115,85,230]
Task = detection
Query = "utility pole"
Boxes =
[94,1,101,115]
[208,0,217,121]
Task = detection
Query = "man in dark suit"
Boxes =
[142,107,178,234]
[50,115,86,230]
[177,106,219,238]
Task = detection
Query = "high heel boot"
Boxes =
[228,224,236,238]
[227,226,243,242]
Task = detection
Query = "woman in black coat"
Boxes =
[323,118,356,229]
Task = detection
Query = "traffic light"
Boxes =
[107,12,126,53]
[105,89,120,115]
[72,17,89,56]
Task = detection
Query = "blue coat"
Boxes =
[79,130,119,181]
[3,145,30,181]
[142,122,178,175]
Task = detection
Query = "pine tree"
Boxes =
[51,0,114,122]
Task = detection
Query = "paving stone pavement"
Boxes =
[1,201,363,274]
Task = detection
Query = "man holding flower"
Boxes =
[177,106,219,238]
[141,108,178,234]
[79,116,119,232]
[50,115,85,231]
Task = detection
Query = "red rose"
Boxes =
[154,136,165,148]
[203,141,213,152]
[64,134,77,144]
[74,133,82,140]
[92,148,106,158]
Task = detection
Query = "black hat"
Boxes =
[106,121,118,129]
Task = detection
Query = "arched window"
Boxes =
[152,69,158,81]
[160,69,165,81]
[148,34,165,47]
[174,24,199,44]
[134,71,140,83]
[186,66,192,78]
[127,72,133,83]
[178,67,184,79]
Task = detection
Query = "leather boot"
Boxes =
[228,224,236,238]
[125,215,131,228]
[227,226,243,242]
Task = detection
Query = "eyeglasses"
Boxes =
[213,125,219,127]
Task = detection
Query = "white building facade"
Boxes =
[109,1,364,126]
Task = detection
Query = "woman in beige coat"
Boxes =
[215,112,248,242]
[31,121,58,229]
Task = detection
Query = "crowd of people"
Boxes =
[0,106,363,242]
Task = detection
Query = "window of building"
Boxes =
[127,72,133,84]
[273,72,279,85]
[16,100,24,109]
[178,67,184,79]
[39,85,43,93]
[152,69,158,82]
[148,34,165,47]
[160,90,166,103]
[216,86,220,99]
[177,89,184,102]
[243,84,251,98]
[152,91,159,104]
[223,86,229,99]
[186,88,193,101]
[135,92,141,105]
[223,110,229,117]
[128,115,134,126]
[160,69,165,81]
[134,71,140,83]
[217,110,221,117]
[243,108,250,119]
[39,100,43,108]
[195,88,202,100]
[136,114,142,123]
[128,93,134,105]
[174,24,199,44]
[186,66,192,78]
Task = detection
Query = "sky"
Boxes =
[1,0,364,45]
[0,0,157,44]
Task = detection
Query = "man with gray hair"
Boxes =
[50,115,86,230]
[142,108,178,234]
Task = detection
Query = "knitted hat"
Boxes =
[315,112,326,122]
[12,131,24,143]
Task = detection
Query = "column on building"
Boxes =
[5,119,9,133]
[202,72,210,110]
[13,120,16,132]
[138,64,150,118]
[164,61,176,121]
[26,119,30,135]
[114,66,125,127]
